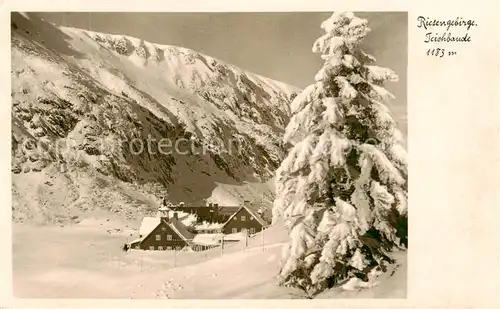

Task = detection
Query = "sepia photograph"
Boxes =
[11,11,408,299]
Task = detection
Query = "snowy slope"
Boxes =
[10,12,299,224]
[13,222,405,298]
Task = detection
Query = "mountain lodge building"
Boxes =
[128,206,195,250]
[221,202,269,235]
[127,201,269,251]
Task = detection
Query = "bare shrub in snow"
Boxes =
[273,12,408,296]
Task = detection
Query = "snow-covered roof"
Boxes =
[222,205,269,228]
[221,232,246,241]
[138,215,194,242]
[139,217,161,237]
[172,211,197,227]
[195,222,224,230]
[192,232,244,243]
[170,218,195,241]
[218,206,240,215]
[245,206,269,227]
[127,238,141,245]
[192,233,222,246]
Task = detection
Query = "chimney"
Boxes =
[213,203,219,218]
[243,200,250,206]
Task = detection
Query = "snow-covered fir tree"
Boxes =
[273,12,408,296]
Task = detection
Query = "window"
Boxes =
[241,228,247,233]
[156,234,161,241]
[232,228,238,233]
[176,246,181,251]
[250,216,254,220]
[167,246,172,250]
[233,216,237,220]
[250,228,256,234]
[158,246,163,250]
[149,246,155,250]
[241,216,246,221]
[161,227,167,231]
[167,234,172,241]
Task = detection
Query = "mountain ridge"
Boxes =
[11,12,299,224]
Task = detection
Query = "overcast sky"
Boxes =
[36,12,407,133]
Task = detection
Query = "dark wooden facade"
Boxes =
[222,207,266,235]
[133,219,189,251]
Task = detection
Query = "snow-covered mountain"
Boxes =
[10,12,299,224]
